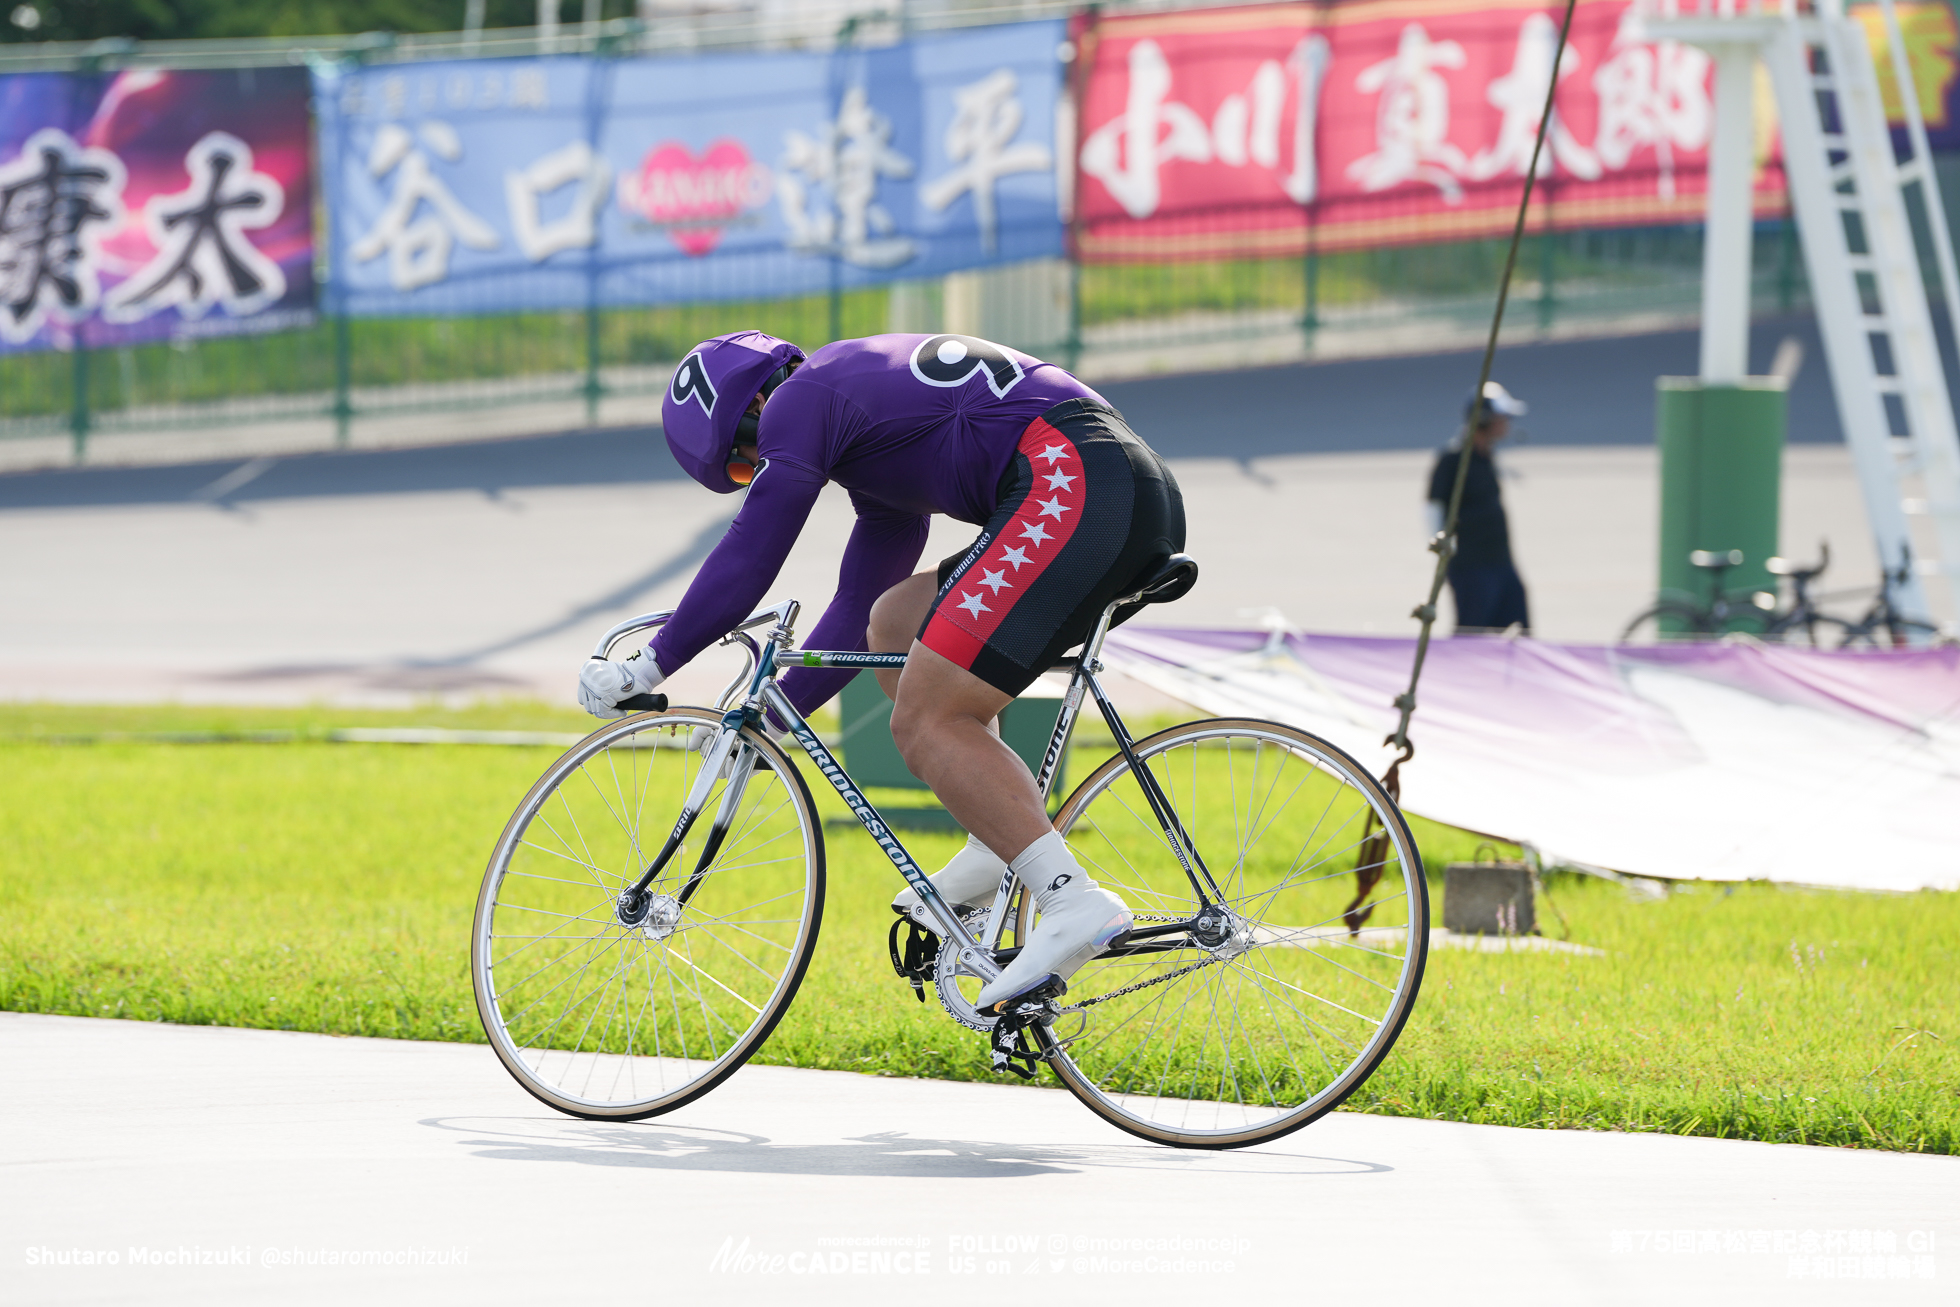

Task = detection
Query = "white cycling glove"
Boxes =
[577,647,666,719]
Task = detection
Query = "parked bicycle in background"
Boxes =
[1620,543,1943,649]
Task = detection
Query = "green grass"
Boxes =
[0,290,903,424]
[1,700,1951,1153]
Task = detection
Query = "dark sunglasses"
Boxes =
[727,361,795,486]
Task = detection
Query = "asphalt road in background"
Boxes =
[0,320,1877,706]
[0,315,1842,514]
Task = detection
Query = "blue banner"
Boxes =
[315,21,1066,317]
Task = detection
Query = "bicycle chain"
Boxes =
[1058,953,1224,1013]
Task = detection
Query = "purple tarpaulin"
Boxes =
[1104,627,1960,890]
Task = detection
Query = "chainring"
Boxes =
[933,931,998,1032]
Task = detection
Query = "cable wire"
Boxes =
[1381,0,1582,788]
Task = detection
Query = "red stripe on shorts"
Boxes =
[921,416,1085,668]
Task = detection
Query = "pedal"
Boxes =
[987,974,1065,1081]
[987,972,1066,1014]
[886,909,938,1003]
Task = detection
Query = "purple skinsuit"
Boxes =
[648,334,1104,715]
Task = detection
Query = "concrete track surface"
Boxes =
[3,1014,1950,1306]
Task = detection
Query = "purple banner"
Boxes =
[0,67,315,355]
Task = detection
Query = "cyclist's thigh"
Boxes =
[868,571,941,698]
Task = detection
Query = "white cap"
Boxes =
[1466,381,1528,420]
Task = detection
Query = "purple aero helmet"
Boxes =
[662,331,805,493]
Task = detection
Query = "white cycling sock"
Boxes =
[1009,830,1092,911]
[892,833,1008,924]
[934,834,1010,904]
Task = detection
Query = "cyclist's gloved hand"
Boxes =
[577,648,665,719]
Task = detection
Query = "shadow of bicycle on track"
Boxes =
[420,1116,1393,1181]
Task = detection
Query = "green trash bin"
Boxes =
[1654,377,1787,631]
[834,671,1070,831]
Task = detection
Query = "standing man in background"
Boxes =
[1427,381,1531,635]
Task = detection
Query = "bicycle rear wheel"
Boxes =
[1034,719,1427,1148]
[471,707,823,1120]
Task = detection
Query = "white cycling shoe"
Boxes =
[976,832,1132,1011]
[892,834,1007,930]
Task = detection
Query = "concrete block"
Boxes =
[1444,862,1537,936]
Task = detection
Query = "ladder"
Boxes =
[1647,0,1960,625]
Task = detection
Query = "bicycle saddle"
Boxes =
[1689,549,1744,570]
[1107,554,1199,629]
[1127,553,1200,607]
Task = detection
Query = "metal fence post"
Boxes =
[584,302,602,426]
[1536,191,1557,330]
[333,313,353,446]
[1064,261,1083,372]
[1777,212,1798,314]
[1537,229,1556,330]
[1301,229,1321,348]
[69,337,90,464]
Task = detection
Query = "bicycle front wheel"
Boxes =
[471,707,824,1120]
[1035,719,1427,1148]
[1618,602,1710,643]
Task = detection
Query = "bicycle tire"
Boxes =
[471,707,824,1120]
[1618,602,1713,644]
[1760,612,1853,648]
[1029,718,1428,1149]
[1840,617,1940,650]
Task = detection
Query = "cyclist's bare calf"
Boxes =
[868,572,1049,860]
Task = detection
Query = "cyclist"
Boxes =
[578,330,1185,1011]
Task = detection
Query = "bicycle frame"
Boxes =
[590,585,1222,989]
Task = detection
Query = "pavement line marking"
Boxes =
[190,457,277,503]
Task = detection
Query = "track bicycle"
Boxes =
[1618,549,1772,643]
[1837,543,1941,649]
[470,555,1428,1149]
[1757,542,1852,647]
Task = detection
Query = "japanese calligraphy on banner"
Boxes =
[0,67,314,354]
[316,21,1065,316]
[1071,0,1789,263]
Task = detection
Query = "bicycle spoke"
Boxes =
[475,709,821,1117]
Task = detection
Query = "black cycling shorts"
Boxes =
[920,398,1184,698]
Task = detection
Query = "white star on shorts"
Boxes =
[976,568,1011,594]
[1036,496,1070,520]
[1019,521,1052,546]
[1035,444,1069,465]
[1001,546,1031,570]
[957,592,990,618]
[1043,469,1076,491]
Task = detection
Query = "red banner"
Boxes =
[1071,0,1788,262]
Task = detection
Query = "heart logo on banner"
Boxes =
[621,139,772,257]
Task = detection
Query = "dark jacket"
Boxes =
[1428,446,1513,569]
